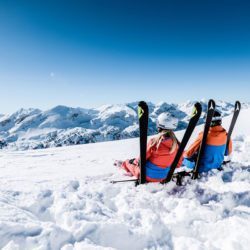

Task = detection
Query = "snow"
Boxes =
[1,100,249,151]
[0,108,250,249]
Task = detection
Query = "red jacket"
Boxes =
[122,135,183,182]
[146,137,183,168]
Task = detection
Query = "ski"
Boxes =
[225,101,241,156]
[161,102,202,184]
[136,101,149,185]
[192,99,216,179]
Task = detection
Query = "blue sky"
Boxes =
[0,0,249,113]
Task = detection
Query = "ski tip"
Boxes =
[138,101,148,107]
[193,102,202,115]
[194,102,202,108]
[208,99,216,110]
[235,101,241,111]
[138,101,149,119]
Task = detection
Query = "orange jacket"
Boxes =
[145,137,183,169]
[184,125,232,158]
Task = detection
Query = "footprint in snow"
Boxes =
[65,180,80,192]
[24,189,54,222]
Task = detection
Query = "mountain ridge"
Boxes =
[0,100,249,150]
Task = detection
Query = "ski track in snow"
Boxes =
[0,110,250,249]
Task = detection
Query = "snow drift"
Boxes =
[0,107,249,249]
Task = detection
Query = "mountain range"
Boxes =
[0,100,248,150]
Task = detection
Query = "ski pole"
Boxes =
[110,179,138,184]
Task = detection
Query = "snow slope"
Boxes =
[1,100,248,151]
[0,109,250,249]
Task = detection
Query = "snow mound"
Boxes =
[0,108,249,249]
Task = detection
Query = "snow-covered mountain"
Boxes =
[0,100,249,150]
[0,107,249,249]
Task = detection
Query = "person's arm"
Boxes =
[183,133,203,158]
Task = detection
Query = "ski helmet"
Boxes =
[211,110,222,126]
[157,113,178,130]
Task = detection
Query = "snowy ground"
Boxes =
[0,109,250,249]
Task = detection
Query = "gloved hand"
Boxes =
[129,158,136,164]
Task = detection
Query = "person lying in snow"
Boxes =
[115,113,183,182]
[183,110,232,172]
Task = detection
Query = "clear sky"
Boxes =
[0,0,249,113]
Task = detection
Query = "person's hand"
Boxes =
[129,158,136,164]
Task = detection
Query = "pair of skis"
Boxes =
[192,100,241,179]
[137,101,202,185]
[113,99,241,185]
[138,100,241,185]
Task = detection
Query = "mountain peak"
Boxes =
[0,100,248,150]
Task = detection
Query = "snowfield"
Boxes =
[0,108,250,249]
[1,100,249,151]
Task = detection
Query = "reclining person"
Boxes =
[116,113,183,182]
[183,110,232,172]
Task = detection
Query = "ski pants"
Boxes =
[121,159,140,178]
